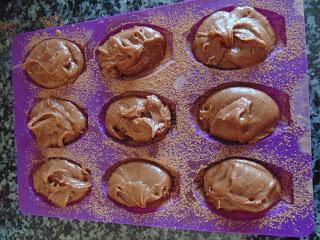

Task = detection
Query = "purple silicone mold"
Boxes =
[12,0,314,237]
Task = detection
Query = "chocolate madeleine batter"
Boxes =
[108,161,172,208]
[23,39,84,88]
[203,158,281,212]
[105,95,171,143]
[193,6,276,69]
[199,87,280,143]
[33,159,91,208]
[98,26,166,77]
[27,98,87,147]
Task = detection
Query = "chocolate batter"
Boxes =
[98,26,166,77]
[33,159,91,208]
[198,87,280,143]
[23,39,84,88]
[108,161,172,208]
[105,94,171,143]
[203,158,281,212]
[27,98,87,147]
[193,6,276,69]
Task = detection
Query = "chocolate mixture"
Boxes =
[203,158,281,212]
[23,39,84,88]
[108,161,172,208]
[98,26,166,77]
[193,6,276,69]
[199,86,280,143]
[27,98,87,147]
[33,159,91,208]
[105,94,171,143]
